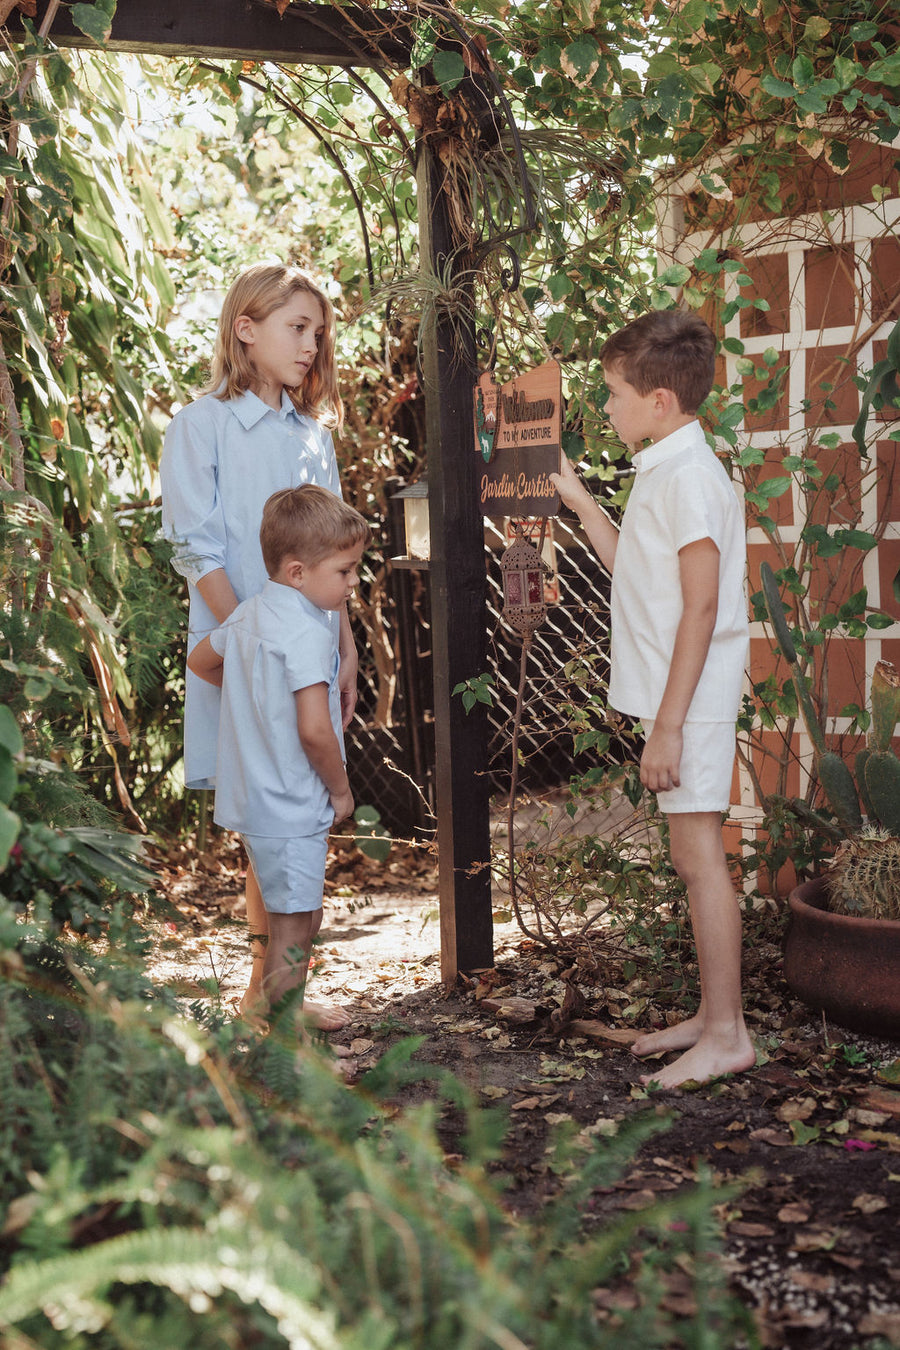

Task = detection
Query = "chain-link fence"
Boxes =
[345,506,637,837]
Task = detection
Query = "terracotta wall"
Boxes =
[659,140,900,891]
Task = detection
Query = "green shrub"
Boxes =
[0,915,752,1349]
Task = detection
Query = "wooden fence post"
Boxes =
[416,137,494,979]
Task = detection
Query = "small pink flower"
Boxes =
[10,843,22,862]
[844,1138,877,1151]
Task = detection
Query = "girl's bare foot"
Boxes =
[237,988,267,1031]
[302,999,351,1032]
[631,1013,704,1058]
[639,1027,756,1090]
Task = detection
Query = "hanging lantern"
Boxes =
[500,530,549,637]
[393,479,430,562]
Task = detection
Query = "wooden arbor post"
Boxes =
[15,0,495,978]
[416,140,494,980]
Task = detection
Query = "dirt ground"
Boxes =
[147,826,900,1350]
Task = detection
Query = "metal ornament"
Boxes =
[500,529,549,637]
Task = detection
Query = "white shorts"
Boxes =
[641,719,736,814]
[240,831,328,915]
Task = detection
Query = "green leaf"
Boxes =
[791,54,815,90]
[66,827,157,892]
[71,2,114,43]
[0,748,16,806]
[802,15,831,42]
[759,73,795,99]
[832,55,861,90]
[410,16,436,69]
[0,803,21,871]
[753,476,791,500]
[657,263,691,287]
[562,37,600,81]
[835,528,877,551]
[545,311,578,354]
[432,50,465,94]
[354,805,381,827]
[546,271,573,301]
[0,705,23,758]
[790,1120,821,1146]
[867,54,900,87]
[33,144,74,201]
[655,73,694,122]
[0,150,25,177]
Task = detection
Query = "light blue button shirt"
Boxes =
[160,388,341,789]
[209,581,343,838]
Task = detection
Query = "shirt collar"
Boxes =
[631,420,702,475]
[261,578,332,629]
[228,388,301,430]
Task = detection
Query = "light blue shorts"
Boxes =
[240,831,328,915]
[641,720,736,814]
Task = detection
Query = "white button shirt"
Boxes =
[209,581,343,838]
[607,421,749,724]
[160,388,341,789]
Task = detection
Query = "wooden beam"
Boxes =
[416,135,494,980]
[10,0,410,67]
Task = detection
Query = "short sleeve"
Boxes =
[283,621,335,693]
[160,401,228,585]
[208,624,227,658]
[666,463,733,555]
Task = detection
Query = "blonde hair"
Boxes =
[260,485,370,576]
[206,263,344,429]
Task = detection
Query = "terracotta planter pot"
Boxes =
[783,876,900,1039]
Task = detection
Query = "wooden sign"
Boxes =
[475,361,561,518]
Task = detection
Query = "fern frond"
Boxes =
[0,1225,337,1350]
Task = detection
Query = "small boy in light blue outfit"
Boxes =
[188,485,370,1019]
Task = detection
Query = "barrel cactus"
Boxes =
[827,830,900,920]
[760,561,900,906]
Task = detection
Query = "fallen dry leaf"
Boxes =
[787,1268,834,1293]
[728,1221,775,1238]
[791,1227,839,1252]
[858,1311,900,1340]
[777,1202,812,1224]
[776,1095,817,1123]
[860,1087,900,1116]
[851,1192,889,1214]
[512,1096,543,1111]
[749,1127,793,1147]
[617,1189,657,1211]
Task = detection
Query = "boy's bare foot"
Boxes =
[631,1013,705,1058]
[639,1028,756,1090]
[302,999,351,1032]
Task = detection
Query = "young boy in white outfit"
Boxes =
[188,485,370,1017]
[551,310,754,1089]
